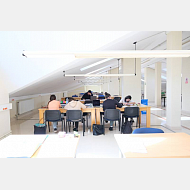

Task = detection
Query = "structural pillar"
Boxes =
[120,58,141,103]
[108,68,120,96]
[166,31,182,129]
[144,67,155,103]
[155,62,161,106]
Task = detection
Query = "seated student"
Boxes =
[119,95,136,122]
[119,95,136,106]
[64,97,86,131]
[81,90,93,100]
[103,92,122,131]
[48,94,61,133]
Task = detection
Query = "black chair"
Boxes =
[103,109,121,132]
[66,110,85,136]
[45,110,65,132]
[122,107,140,128]
[113,97,121,102]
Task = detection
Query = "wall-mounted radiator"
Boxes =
[17,99,34,115]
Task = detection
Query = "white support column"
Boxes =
[108,68,120,96]
[155,62,161,106]
[166,31,182,129]
[144,67,155,103]
[120,58,141,103]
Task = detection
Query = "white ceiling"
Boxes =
[9,31,190,98]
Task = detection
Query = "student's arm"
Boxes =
[81,94,85,100]
[115,100,122,108]
[79,101,86,109]
[64,103,68,110]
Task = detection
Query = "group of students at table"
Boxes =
[48,90,136,133]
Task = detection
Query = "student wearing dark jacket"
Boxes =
[103,92,122,131]
[81,90,93,100]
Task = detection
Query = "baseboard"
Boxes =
[0,131,12,141]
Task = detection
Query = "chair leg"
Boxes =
[66,121,67,133]
[62,120,63,131]
[139,116,140,128]
[119,119,121,131]
[69,122,71,132]
[64,119,65,131]
[83,119,85,136]
[86,115,88,130]
[48,121,50,132]
[103,119,105,135]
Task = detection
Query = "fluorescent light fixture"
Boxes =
[22,50,190,59]
[65,74,135,77]
[161,75,166,80]
[141,79,145,82]
[80,58,114,71]
[75,50,190,58]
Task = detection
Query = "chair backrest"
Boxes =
[66,110,83,121]
[85,100,93,104]
[93,100,100,106]
[104,109,121,120]
[114,97,121,102]
[45,110,61,122]
[132,128,164,134]
[124,107,139,117]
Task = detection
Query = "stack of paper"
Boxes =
[0,135,47,158]
[114,135,147,154]
[36,135,79,158]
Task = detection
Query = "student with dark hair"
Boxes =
[81,90,93,100]
[48,94,61,133]
[119,95,136,105]
[64,97,86,131]
[103,92,122,131]
[119,95,136,122]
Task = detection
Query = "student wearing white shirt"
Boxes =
[119,95,136,106]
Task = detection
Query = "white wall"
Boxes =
[10,92,64,119]
[182,57,190,112]
[144,67,155,102]
[0,72,11,139]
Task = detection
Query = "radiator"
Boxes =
[17,99,34,115]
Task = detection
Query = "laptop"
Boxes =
[90,96,97,101]
[93,100,100,107]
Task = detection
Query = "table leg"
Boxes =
[39,110,44,124]
[164,97,165,107]
[96,109,101,125]
[146,107,150,128]
[91,109,96,131]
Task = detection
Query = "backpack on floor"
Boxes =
[121,121,133,134]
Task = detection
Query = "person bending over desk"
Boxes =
[119,95,136,106]
[64,97,86,132]
[81,90,93,100]
[48,94,61,133]
[119,95,136,122]
[103,92,122,131]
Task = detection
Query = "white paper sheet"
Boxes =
[114,135,148,154]
[36,135,79,158]
[0,135,47,158]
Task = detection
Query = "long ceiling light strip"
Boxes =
[64,74,135,77]
[22,50,190,58]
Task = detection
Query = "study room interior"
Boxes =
[1,31,190,158]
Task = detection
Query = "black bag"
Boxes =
[93,124,105,135]
[121,121,133,134]
[34,123,47,134]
